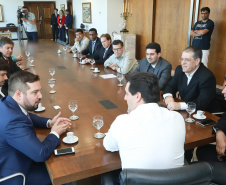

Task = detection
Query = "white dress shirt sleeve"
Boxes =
[75,37,90,52]
[50,131,59,138]
[116,52,135,74]
[104,54,115,68]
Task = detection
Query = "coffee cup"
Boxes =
[73,53,77,58]
[67,132,74,142]
[36,103,42,111]
[57,49,61,53]
[94,67,99,72]
[197,110,205,118]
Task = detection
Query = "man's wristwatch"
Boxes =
[47,119,52,128]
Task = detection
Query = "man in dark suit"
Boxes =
[64,9,73,45]
[163,46,216,112]
[195,78,226,185]
[0,37,21,77]
[0,71,71,185]
[82,28,102,58]
[133,42,172,90]
[87,33,114,64]
[0,61,9,98]
[51,8,59,41]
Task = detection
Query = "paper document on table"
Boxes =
[99,74,117,79]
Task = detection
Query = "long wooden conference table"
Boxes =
[14,40,219,185]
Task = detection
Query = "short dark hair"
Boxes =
[76,29,83,34]
[89,28,97,34]
[0,59,9,71]
[0,37,14,47]
[112,40,124,47]
[100,33,111,41]
[54,8,58,11]
[22,6,29,10]
[183,46,202,60]
[146,43,161,54]
[8,71,40,96]
[65,9,70,13]
[126,72,160,103]
[201,7,210,13]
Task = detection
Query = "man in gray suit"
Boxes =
[133,43,172,90]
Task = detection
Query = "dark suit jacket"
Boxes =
[134,57,172,90]
[82,37,102,58]
[163,63,216,112]
[0,55,21,77]
[51,13,59,25]
[0,96,60,184]
[93,45,114,64]
[64,14,73,28]
[216,112,226,135]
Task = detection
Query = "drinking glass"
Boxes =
[63,46,67,53]
[29,56,35,67]
[78,53,83,63]
[48,79,56,94]
[93,115,105,139]
[25,51,30,57]
[49,68,56,80]
[68,100,79,120]
[117,73,124,86]
[90,58,95,69]
[185,102,196,123]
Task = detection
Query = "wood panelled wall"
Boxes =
[127,0,226,85]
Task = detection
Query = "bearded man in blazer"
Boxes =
[133,43,172,90]
[163,46,216,112]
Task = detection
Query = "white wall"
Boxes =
[0,0,67,39]
[73,0,123,37]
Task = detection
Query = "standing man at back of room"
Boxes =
[190,7,214,67]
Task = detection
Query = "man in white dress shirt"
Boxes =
[0,60,9,98]
[68,29,89,53]
[102,72,186,185]
[104,40,138,74]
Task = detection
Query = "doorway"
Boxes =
[24,1,55,39]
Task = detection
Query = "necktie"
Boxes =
[5,58,10,65]
[92,41,95,54]
[103,49,107,58]
[27,113,33,123]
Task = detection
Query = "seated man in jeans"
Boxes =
[102,72,186,185]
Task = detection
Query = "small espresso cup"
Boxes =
[67,132,74,142]
[94,67,99,72]
[197,110,205,118]
[73,54,77,58]
[58,49,61,53]
[37,103,42,110]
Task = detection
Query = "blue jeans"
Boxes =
[26,32,38,40]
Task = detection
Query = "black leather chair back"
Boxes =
[120,162,213,185]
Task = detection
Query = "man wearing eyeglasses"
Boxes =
[68,29,89,53]
[82,28,102,58]
[190,7,214,68]
[104,40,138,74]
[163,46,216,112]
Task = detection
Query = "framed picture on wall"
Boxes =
[82,2,91,23]
[0,5,4,22]
[60,4,65,12]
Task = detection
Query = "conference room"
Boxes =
[0,0,226,185]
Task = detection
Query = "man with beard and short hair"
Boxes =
[0,71,71,185]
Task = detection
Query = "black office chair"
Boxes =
[120,162,213,185]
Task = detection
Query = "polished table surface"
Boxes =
[13,40,219,185]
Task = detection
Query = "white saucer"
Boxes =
[93,70,100,73]
[79,62,86,65]
[73,55,77,58]
[57,52,62,54]
[193,114,206,120]
[35,107,46,112]
[63,136,78,144]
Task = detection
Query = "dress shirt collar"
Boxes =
[18,104,28,116]
[0,86,4,97]
[185,65,200,85]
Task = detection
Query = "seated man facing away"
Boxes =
[103,72,185,184]
[104,40,138,74]
[196,78,226,185]
[163,46,216,112]
[68,28,89,53]
[133,42,172,90]
[85,33,114,64]
[0,60,9,98]
[81,28,102,58]
[0,71,71,185]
